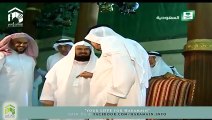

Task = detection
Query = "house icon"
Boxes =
[3,103,17,119]
[8,7,23,24]
[4,104,15,115]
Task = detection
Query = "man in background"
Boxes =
[46,38,73,71]
[148,51,173,77]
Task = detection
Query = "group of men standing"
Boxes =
[40,25,152,108]
[0,25,182,119]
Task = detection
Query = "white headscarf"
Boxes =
[41,41,97,106]
[148,51,173,77]
[85,26,152,88]
[45,41,98,84]
[53,38,74,51]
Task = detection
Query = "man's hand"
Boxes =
[105,103,116,120]
[104,103,117,107]
[77,71,93,79]
[40,100,54,106]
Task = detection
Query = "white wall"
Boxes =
[140,38,187,76]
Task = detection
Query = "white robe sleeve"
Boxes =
[107,53,136,103]
[40,67,57,101]
[0,52,5,70]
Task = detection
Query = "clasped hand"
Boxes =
[76,71,93,79]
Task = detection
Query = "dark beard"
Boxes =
[15,48,26,54]
[75,55,90,62]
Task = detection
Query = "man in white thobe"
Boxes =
[85,26,152,109]
[0,33,38,107]
[148,51,174,77]
[40,41,98,107]
[46,38,74,71]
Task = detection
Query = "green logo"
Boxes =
[181,10,195,21]
[3,102,17,119]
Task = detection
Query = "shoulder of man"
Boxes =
[48,53,58,59]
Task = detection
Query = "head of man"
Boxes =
[53,38,73,56]
[75,45,91,62]
[149,56,156,67]
[85,25,112,51]
[90,41,101,51]
[84,39,101,51]
[58,44,72,56]
[10,37,28,54]
[148,51,161,68]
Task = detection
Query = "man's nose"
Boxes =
[61,46,67,50]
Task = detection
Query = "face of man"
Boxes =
[10,38,28,54]
[149,56,156,67]
[58,44,72,56]
[91,41,101,51]
[75,45,91,62]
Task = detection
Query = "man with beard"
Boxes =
[40,41,98,107]
[0,32,38,107]
[46,38,74,71]
[85,25,151,111]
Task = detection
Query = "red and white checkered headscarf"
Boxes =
[0,32,38,59]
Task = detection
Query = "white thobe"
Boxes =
[40,60,91,106]
[90,53,144,106]
[46,53,64,71]
[89,53,145,120]
[0,51,35,106]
